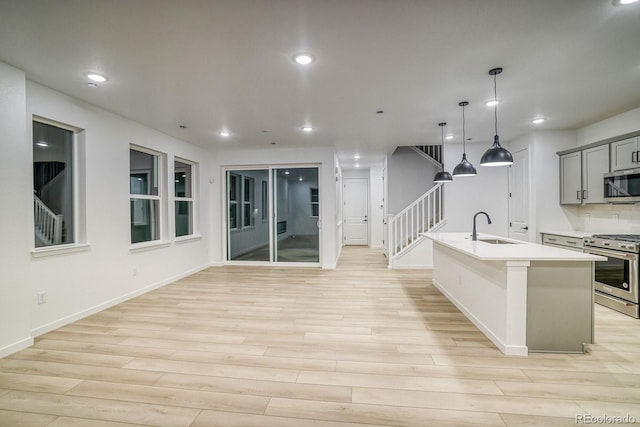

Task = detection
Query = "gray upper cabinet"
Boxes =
[560,145,609,205]
[581,145,609,204]
[560,151,582,205]
[611,137,640,171]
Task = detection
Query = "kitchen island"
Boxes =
[423,232,605,356]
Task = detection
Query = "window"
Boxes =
[130,147,162,244]
[228,173,239,230]
[261,180,268,222]
[310,188,319,217]
[243,176,255,228]
[33,120,79,248]
[174,158,195,237]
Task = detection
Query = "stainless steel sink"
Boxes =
[477,238,518,244]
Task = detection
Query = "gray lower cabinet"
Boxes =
[541,233,584,252]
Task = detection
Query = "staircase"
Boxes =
[33,161,67,247]
[386,182,446,267]
[414,145,443,165]
[34,194,63,246]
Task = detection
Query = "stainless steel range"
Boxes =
[583,234,639,318]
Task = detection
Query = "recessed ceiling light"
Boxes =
[355,164,360,168]
[298,177,303,181]
[284,170,290,175]
[84,72,108,83]
[354,154,361,160]
[302,126,313,132]
[531,117,545,124]
[293,53,315,65]
[219,131,231,137]
[445,135,454,140]
[35,141,48,147]
[613,0,639,5]
[485,99,499,107]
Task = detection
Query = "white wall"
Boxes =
[577,106,640,146]
[387,147,440,215]
[0,62,32,356]
[440,143,509,237]
[0,77,214,357]
[369,164,384,248]
[212,147,338,268]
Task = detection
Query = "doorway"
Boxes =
[508,148,531,241]
[343,177,369,245]
[225,165,320,264]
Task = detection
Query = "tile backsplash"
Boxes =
[571,204,640,234]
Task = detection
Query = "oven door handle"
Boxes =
[585,247,638,261]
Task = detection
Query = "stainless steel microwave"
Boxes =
[604,168,640,203]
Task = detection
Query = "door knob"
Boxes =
[522,226,529,230]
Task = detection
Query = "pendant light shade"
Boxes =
[452,101,477,177]
[480,67,513,167]
[433,122,453,183]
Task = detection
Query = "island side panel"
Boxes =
[526,261,594,353]
[432,243,509,353]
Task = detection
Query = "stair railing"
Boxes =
[34,194,63,245]
[387,183,444,260]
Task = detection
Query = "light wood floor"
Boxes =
[1,246,640,426]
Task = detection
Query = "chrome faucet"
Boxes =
[472,211,492,241]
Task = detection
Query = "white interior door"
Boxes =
[508,148,531,241]
[344,177,369,245]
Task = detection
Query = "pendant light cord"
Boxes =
[462,104,466,153]
[441,124,445,170]
[494,72,498,136]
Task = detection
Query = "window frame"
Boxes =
[129,145,165,247]
[173,157,197,239]
[310,187,319,218]
[242,176,255,228]
[31,116,89,257]
[228,172,240,231]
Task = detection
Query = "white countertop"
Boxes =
[424,232,605,262]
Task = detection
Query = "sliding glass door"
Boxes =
[273,167,319,263]
[226,169,270,261]
[225,166,319,264]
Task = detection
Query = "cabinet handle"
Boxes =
[577,190,581,200]
[634,151,640,163]
[582,190,588,200]
[547,238,557,241]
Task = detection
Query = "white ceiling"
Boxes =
[1,0,639,169]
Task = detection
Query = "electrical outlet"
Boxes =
[37,292,47,304]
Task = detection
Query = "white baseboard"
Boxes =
[432,278,528,357]
[30,263,211,338]
[0,337,34,359]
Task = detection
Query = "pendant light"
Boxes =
[452,101,477,177]
[433,122,453,182]
[480,67,513,166]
